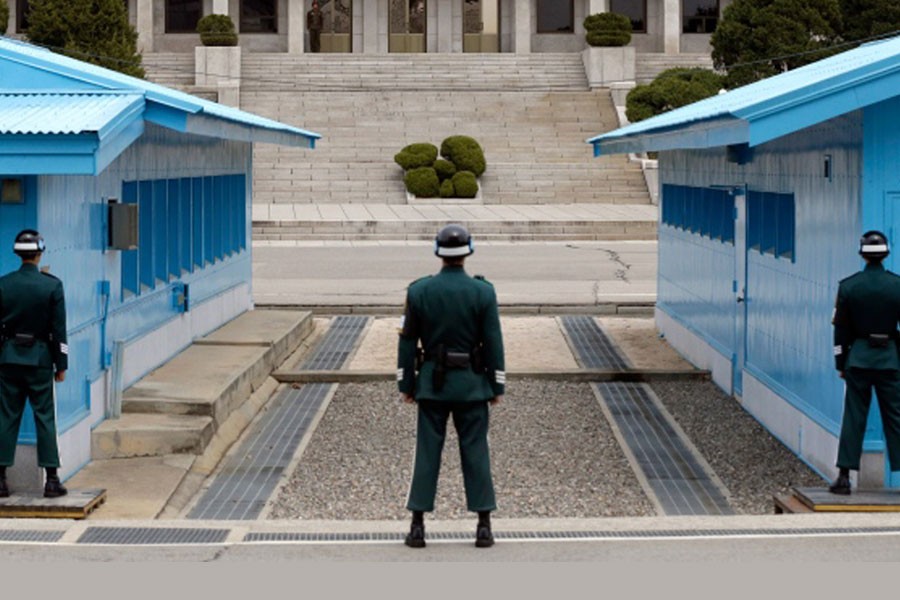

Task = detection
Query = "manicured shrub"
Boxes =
[394,142,439,170]
[625,67,725,123]
[450,171,478,198]
[433,158,457,181]
[584,12,632,47]
[439,179,455,198]
[405,167,441,198]
[440,135,486,177]
[197,14,238,46]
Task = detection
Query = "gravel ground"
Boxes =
[651,380,827,514]
[267,379,655,520]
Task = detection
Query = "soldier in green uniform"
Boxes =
[0,230,68,498]
[397,224,505,548]
[830,230,900,494]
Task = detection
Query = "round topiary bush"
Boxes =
[0,2,9,35]
[440,136,486,178]
[583,12,632,47]
[450,171,478,198]
[394,142,438,171]
[625,67,725,123]
[197,14,238,47]
[433,159,457,181]
[405,167,441,198]
[439,179,455,198]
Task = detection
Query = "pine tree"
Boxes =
[0,1,9,35]
[26,0,144,79]
[840,0,900,41]
[711,0,843,89]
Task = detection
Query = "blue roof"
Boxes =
[588,35,900,156]
[0,91,144,135]
[0,36,320,167]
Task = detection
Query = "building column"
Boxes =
[513,0,531,53]
[135,0,154,54]
[437,0,452,53]
[588,0,609,15]
[663,0,681,54]
[363,0,380,53]
[212,0,230,15]
[288,0,306,53]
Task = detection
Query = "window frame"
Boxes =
[682,0,719,35]
[165,0,204,34]
[609,0,648,34]
[536,0,575,34]
[240,0,279,34]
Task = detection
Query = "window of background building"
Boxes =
[536,0,573,33]
[610,0,647,33]
[241,0,278,33]
[166,0,203,34]
[683,0,719,34]
[16,0,31,32]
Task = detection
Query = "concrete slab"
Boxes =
[66,455,194,520]
[91,414,215,459]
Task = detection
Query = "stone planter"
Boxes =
[582,46,635,92]
[195,46,242,107]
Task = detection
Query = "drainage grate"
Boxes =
[244,526,900,543]
[0,530,65,543]
[77,527,229,545]
[302,316,369,370]
[560,316,630,369]
[188,383,333,520]
[595,382,733,516]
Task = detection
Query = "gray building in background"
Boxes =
[5,0,731,56]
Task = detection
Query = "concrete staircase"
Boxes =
[635,53,715,84]
[91,310,313,460]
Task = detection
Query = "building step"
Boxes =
[90,310,314,460]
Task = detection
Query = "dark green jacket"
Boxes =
[833,263,900,371]
[398,265,504,402]
[0,263,68,371]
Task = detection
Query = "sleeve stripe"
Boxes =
[834,345,842,356]
[397,368,404,381]
[60,343,69,355]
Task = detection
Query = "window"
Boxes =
[747,191,795,261]
[536,0,573,33]
[241,0,278,34]
[661,184,734,244]
[610,0,647,33]
[16,0,31,32]
[166,0,203,34]
[120,174,247,300]
[682,0,719,34]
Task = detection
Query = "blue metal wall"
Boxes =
[658,112,862,445]
[4,123,252,442]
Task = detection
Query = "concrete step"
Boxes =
[90,310,314,460]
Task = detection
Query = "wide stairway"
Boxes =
[145,53,656,241]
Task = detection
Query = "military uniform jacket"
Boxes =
[398,265,505,402]
[0,263,68,371]
[833,263,900,372]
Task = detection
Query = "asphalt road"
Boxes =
[251,241,657,308]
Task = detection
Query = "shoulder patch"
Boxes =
[40,271,61,282]
[473,274,493,286]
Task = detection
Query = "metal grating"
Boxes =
[301,316,369,370]
[0,530,65,543]
[560,316,630,369]
[595,382,734,516]
[244,526,900,543]
[188,383,332,520]
[77,527,229,545]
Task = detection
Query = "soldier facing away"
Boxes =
[830,230,900,494]
[397,224,505,548]
[0,229,68,498]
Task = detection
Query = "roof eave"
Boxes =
[591,117,749,156]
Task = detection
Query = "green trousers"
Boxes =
[837,368,900,471]
[407,399,496,513]
[0,365,60,468]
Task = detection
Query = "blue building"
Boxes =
[0,37,318,481]
[589,36,900,489]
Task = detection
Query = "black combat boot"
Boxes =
[405,511,425,548]
[44,469,68,498]
[829,468,851,495]
[0,466,8,498]
[475,511,494,548]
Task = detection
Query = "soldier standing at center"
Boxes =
[830,230,900,494]
[0,229,68,499]
[307,0,324,53]
[397,224,505,549]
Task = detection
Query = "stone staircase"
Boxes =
[635,53,715,84]
[90,310,313,460]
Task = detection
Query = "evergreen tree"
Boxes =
[840,0,900,41]
[26,0,144,78]
[1,2,9,35]
[625,68,726,123]
[711,0,843,89]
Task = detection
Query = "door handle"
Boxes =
[736,295,745,303]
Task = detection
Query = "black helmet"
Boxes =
[434,224,474,258]
[13,229,45,256]
[859,230,889,260]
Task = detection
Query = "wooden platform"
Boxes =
[0,489,106,519]
[775,487,900,513]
